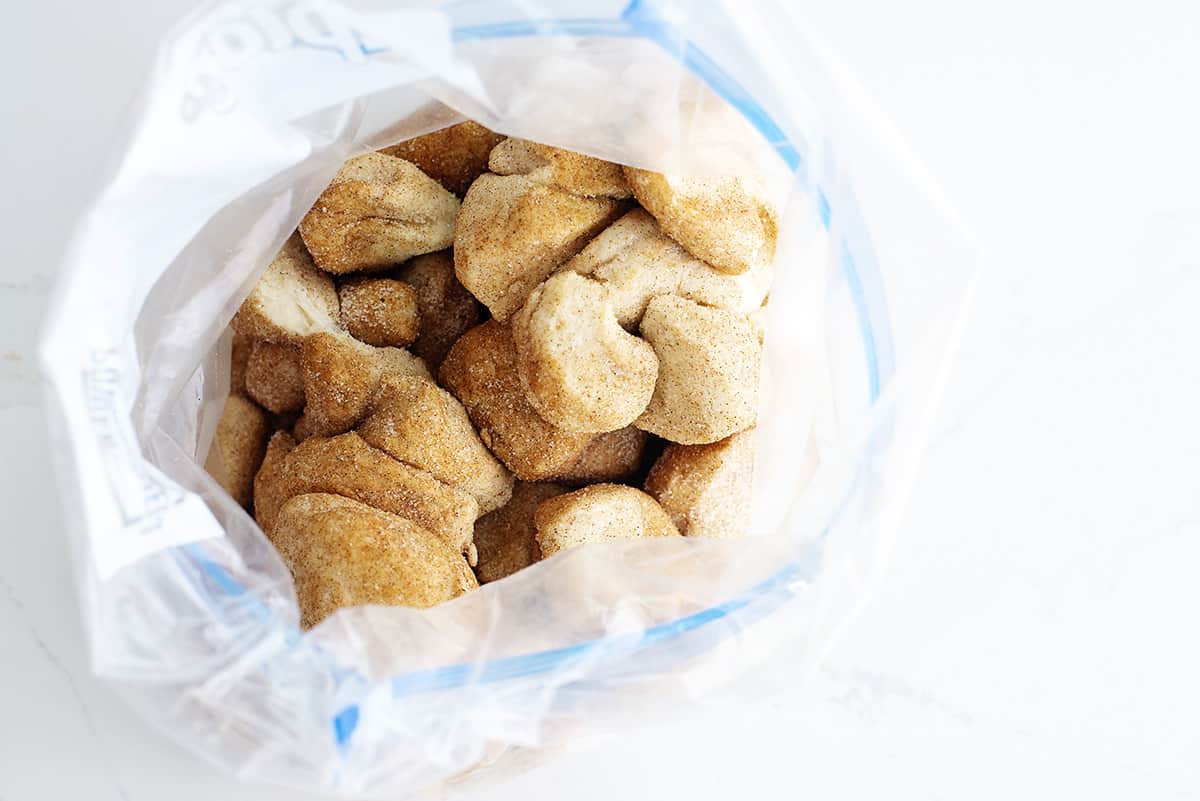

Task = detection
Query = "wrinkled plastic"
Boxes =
[38,0,979,797]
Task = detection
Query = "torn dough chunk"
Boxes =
[488,138,631,198]
[623,167,777,276]
[338,277,420,348]
[398,251,481,369]
[513,271,658,433]
[636,296,761,445]
[244,341,305,414]
[231,234,339,344]
[439,321,598,481]
[253,431,478,561]
[473,482,566,584]
[644,430,754,539]
[299,331,429,438]
[563,208,741,328]
[534,484,680,558]
[273,493,477,628]
[205,394,269,507]
[453,172,623,321]
[358,373,514,515]
[380,121,504,196]
[299,152,459,274]
[552,426,648,485]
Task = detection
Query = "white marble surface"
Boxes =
[2,1,1199,799]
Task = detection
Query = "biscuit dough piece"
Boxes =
[534,484,680,558]
[244,341,305,414]
[231,234,339,344]
[380,121,504,196]
[623,167,777,276]
[636,296,761,445]
[439,321,598,481]
[273,494,477,628]
[253,430,297,521]
[454,172,623,321]
[473,482,565,584]
[553,426,648,485]
[563,209,741,328]
[513,271,658,433]
[252,431,478,561]
[299,153,460,274]
[299,331,430,437]
[397,252,481,368]
[488,138,631,198]
[644,431,754,539]
[230,332,253,396]
[338,278,420,347]
[206,395,270,508]
[358,374,514,514]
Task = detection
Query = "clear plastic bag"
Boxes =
[38,0,979,796]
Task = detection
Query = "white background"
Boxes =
[2,1,1199,799]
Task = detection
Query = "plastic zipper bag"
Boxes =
[39,0,978,795]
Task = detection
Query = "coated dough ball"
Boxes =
[397,251,481,369]
[644,430,754,539]
[534,483,679,558]
[338,277,420,348]
[473,481,566,584]
[299,153,460,274]
[299,331,429,438]
[488,138,631,198]
[358,374,514,514]
[380,121,505,196]
[623,167,777,276]
[563,208,741,328]
[636,296,760,445]
[453,172,622,320]
[272,493,477,628]
[438,321,598,481]
[230,331,253,396]
[231,234,339,344]
[553,426,648,485]
[244,341,305,414]
[205,394,269,508]
[252,431,478,561]
[513,271,658,433]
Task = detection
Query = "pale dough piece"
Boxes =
[623,167,777,276]
[438,321,598,481]
[562,208,741,328]
[534,483,680,558]
[513,271,658,433]
[453,172,623,321]
[489,138,631,198]
[397,251,481,369]
[244,341,305,414]
[299,331,430,437]
[338,277,420,348]
[231,234,339,344]
[252,431,478,561]
[644,430,754,539]
[358,373,514,515]
[299,153,460,274]
[205,394,270,508]
[636,296,761,445]
[473,482,565,584]
[553,426,648,485]
[380,121,505,196]
[272,493,477,628]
